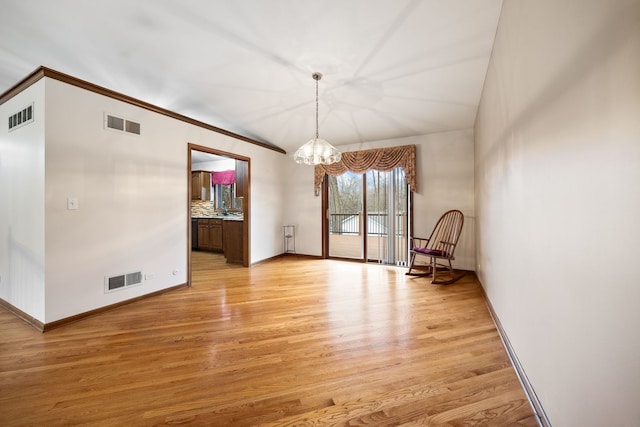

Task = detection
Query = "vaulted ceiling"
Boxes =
[0,0,503,154]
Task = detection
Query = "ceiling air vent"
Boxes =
[105,271,143,293]
[104,113,141,135]
[8,103,34,131]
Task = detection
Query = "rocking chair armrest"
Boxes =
[410,236,430,247]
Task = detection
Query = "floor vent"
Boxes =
[105,271,142,293]
[104,113,141,135]
[8,103,34,131]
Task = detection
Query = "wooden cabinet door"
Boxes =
[223,220,244,264]
[198,220,210,249]
[192,172,201,199]
[192,171,211,200]
[197,219,222,251]
[235,160,248,199]
[210,220,223,251]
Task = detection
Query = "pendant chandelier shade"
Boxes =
[293,72,342,165]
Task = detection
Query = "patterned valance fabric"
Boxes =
[314,144,417,195]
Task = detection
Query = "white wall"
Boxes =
[283,152,323,256]
[38,78,286,323]
[474,1,640,425]
[193,158,235,172]
[284,130,476,271]
[0,81,46,321]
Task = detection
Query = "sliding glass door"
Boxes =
[366,168,409,266]
[326,167,409,265]
[328,172,364,259]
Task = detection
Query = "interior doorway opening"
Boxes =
[188,144,250,286]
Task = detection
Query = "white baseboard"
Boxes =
[482,292,552,427]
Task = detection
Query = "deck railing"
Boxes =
[329,212,407,236]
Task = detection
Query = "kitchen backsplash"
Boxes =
[191,200,216,217]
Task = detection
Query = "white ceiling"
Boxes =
[0,0,503,154]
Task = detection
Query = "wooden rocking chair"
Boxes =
[406,209,465,284]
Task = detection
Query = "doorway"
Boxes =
[324,167,410,265]
[188,144,250,286]
[327,171,364,259]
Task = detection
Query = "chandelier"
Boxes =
[293,72,342,165]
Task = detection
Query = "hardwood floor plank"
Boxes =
[0,252,536,426]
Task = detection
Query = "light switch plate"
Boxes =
[67,197,78,210]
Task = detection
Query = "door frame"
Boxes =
[322,172,368,262]
[321,169,412,265]
[187,143,250,286]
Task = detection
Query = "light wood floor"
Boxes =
[0,252,537,426]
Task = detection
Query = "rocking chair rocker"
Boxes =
[406,209,464,284]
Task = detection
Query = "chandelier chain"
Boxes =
[292,71,341,165]
[315,76,319,139]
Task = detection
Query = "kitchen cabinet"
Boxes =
[197,218,223,251]
[192,171,211,200]
[223,220,244,264]
[234,160,248,199]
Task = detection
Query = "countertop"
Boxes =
[193,214,244,221]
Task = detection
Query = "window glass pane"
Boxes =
[215,184,242,211]
[328,171,364,259]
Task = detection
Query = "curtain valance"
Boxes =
[314,144,416,195]
[211,170,235,185]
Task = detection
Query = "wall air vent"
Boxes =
[125,120,140,135]
[104,113,141,135]
[105,271,143,293]
[8,103,34,131]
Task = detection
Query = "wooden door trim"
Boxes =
[187,144,250,288]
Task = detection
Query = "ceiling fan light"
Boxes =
[294,138,342,165]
